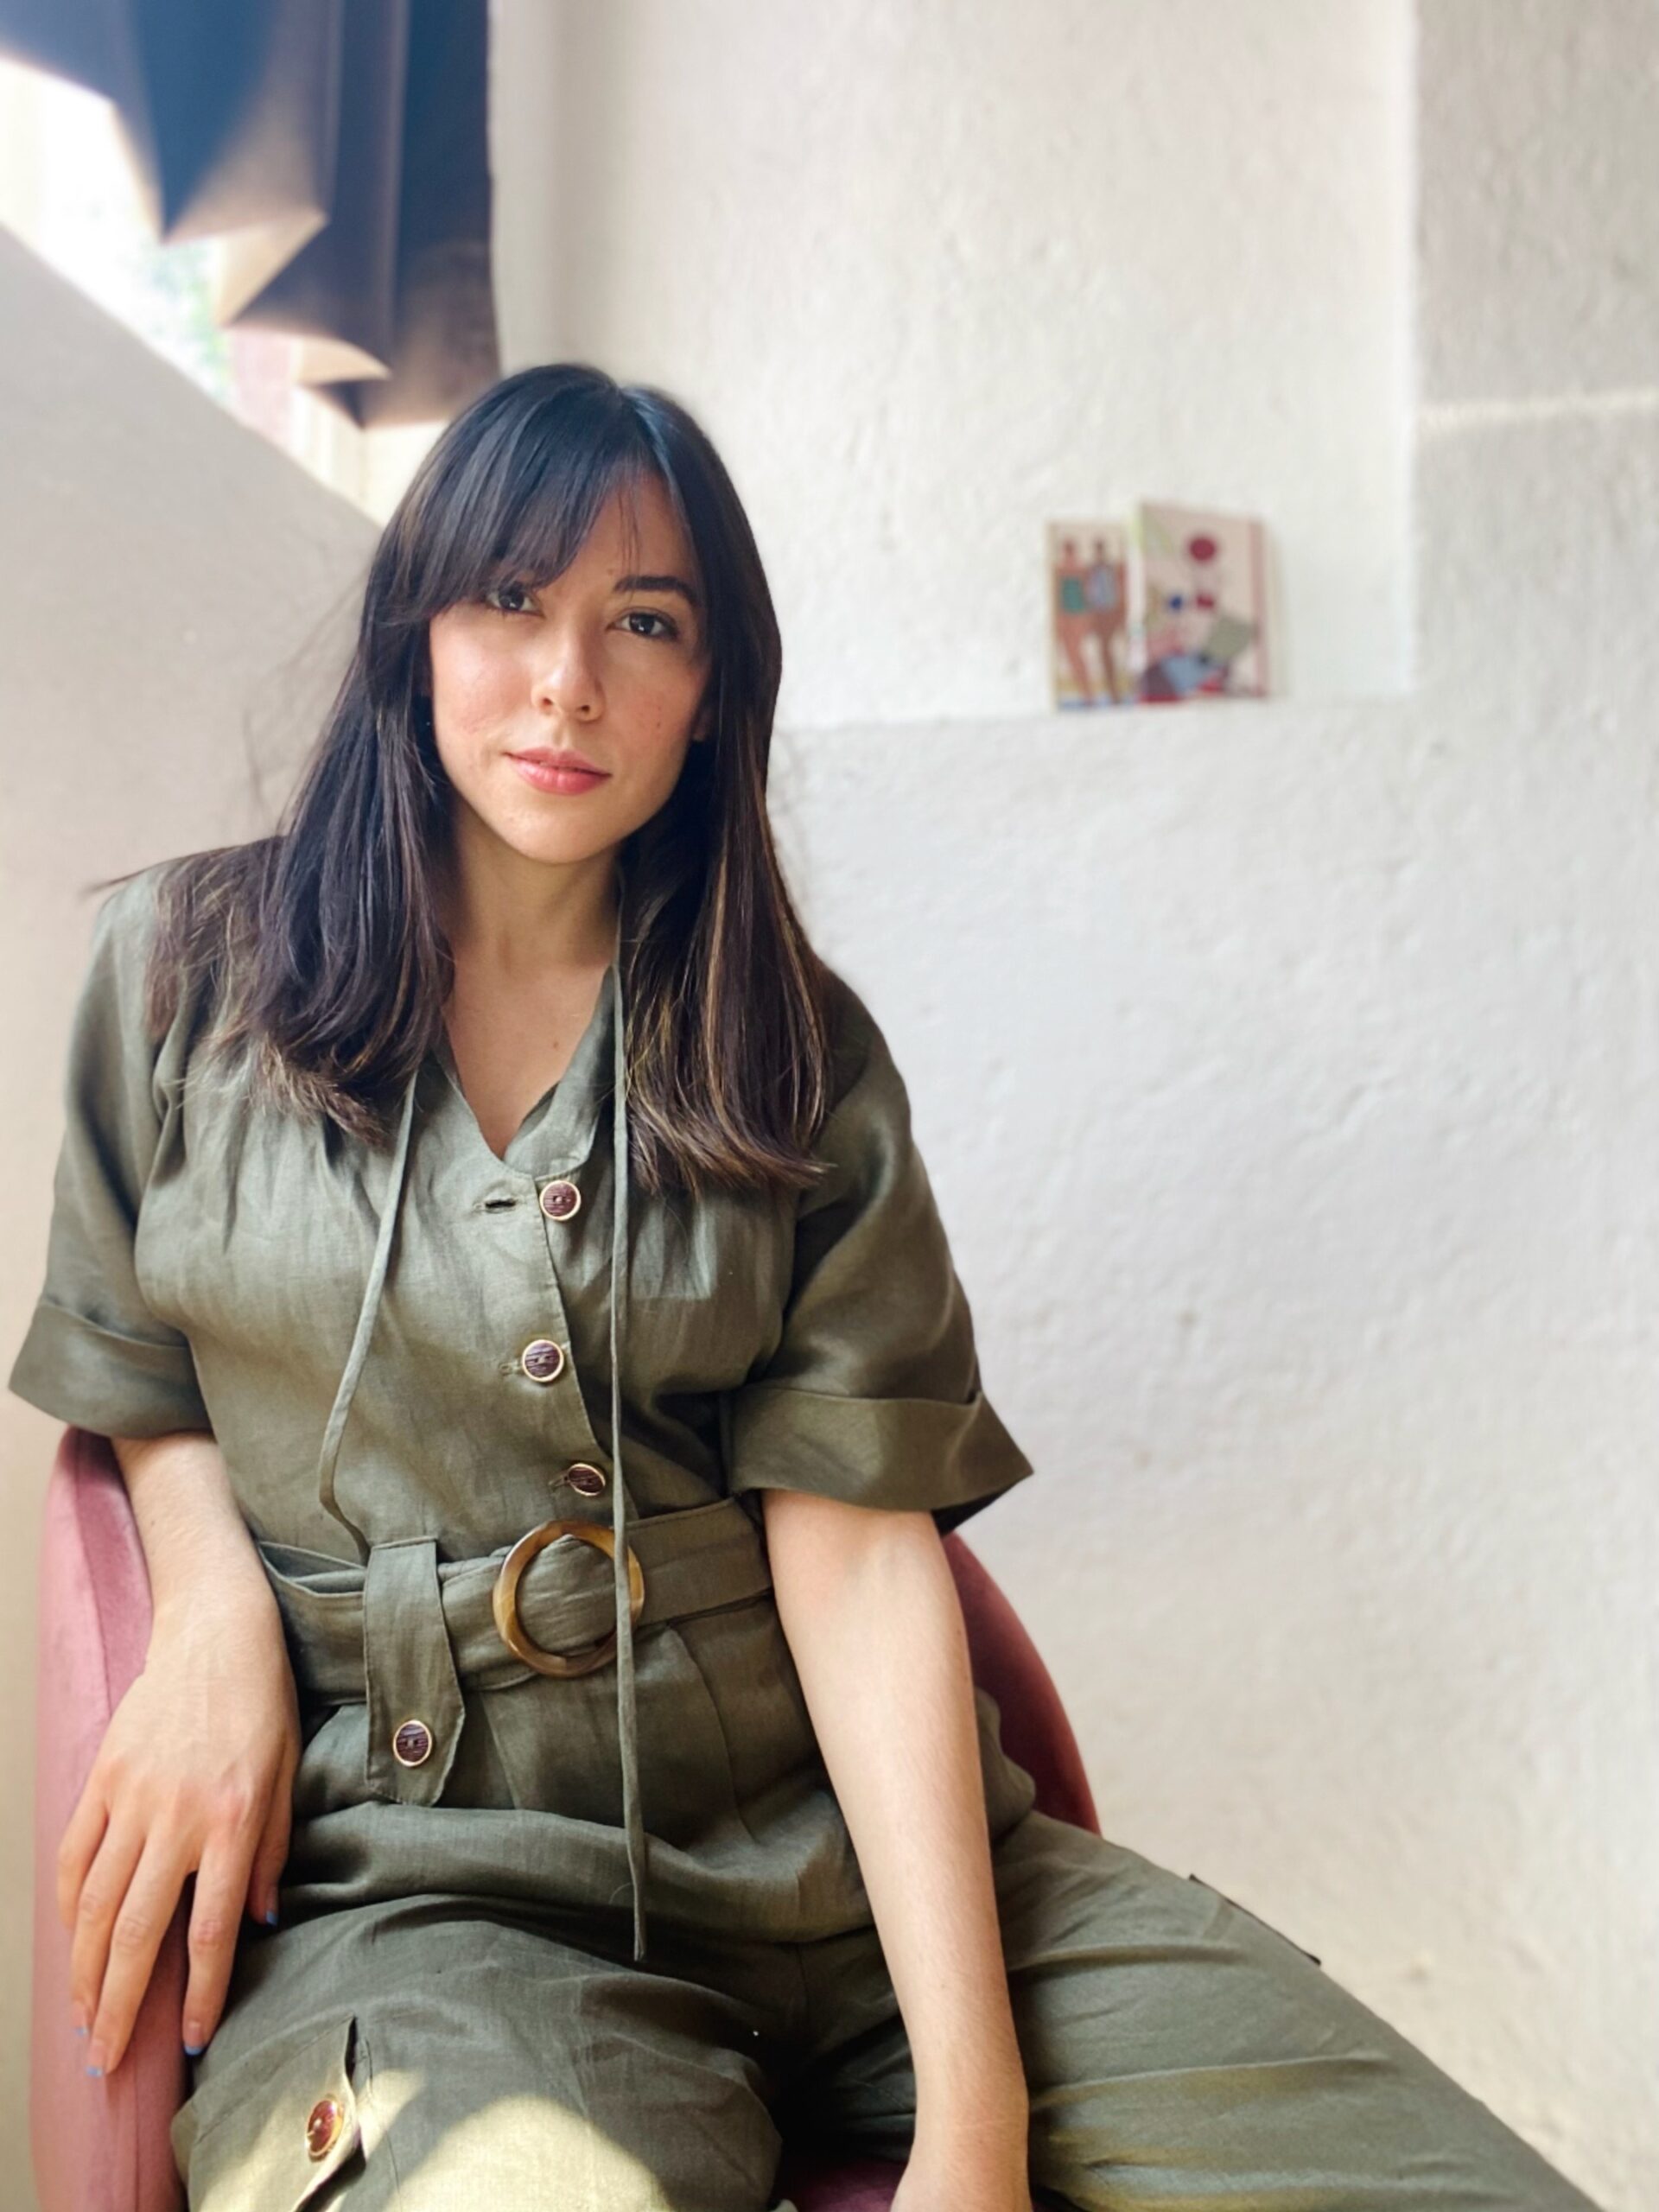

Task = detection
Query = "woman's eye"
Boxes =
[621,608,679,640]
[480,587,678,639]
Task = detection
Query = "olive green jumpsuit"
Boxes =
[9,862,1600,2211]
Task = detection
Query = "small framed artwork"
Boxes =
[1047,521,1132,709]
[1126,502,1273,701]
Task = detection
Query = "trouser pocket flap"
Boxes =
[170,2010,367,2209]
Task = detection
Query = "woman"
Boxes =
[10,365,1599,2211]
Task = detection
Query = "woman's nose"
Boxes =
[533,623,604,717]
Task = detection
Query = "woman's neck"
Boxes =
[434,823,620,983]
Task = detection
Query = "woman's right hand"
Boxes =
[57,1580,302,2078]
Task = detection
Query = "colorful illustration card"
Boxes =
[1125,502,1273,702]
[1047,520,1132,709]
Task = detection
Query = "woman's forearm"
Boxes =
[111,1431,276,1632]
[761,1491,1029,2142]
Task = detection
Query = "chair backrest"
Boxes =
[31,1424,1097,2212]
[33,1427,189,2212]
[942,1532,1100,1837]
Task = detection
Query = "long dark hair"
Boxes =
[115,364,840,1200]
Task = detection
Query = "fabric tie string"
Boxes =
[608,930,647,1961]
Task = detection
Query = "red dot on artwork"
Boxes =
[1187,534,1219,562]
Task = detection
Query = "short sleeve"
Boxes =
[7,868,211,1439]
[725,976,1034,1536]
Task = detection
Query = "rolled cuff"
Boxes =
[727,1380,1035,1535]
[7,1297,211,1439]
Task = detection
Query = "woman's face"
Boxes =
[424,474,712,875]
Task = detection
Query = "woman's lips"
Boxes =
[509,754,610,796]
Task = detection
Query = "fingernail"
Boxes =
[86,2044,105,2075]
[184,2039,205,2056]
[265,1906,279,1927]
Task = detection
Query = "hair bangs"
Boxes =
[403,388,660,625]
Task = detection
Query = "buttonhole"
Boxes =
[482,1197,518,1211]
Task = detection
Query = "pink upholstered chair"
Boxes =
[32,1424,1100,2212]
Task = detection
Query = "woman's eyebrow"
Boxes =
[613,571,702,612]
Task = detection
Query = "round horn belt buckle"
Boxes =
[492,1519,645,1677]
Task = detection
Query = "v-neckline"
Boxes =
[427,958,618,1174]
[429,1026,559,1160]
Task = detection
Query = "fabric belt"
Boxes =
[255,1494,770,1709]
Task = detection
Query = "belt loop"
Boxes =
[363,1539,467,1805]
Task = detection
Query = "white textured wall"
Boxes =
[501,2,1639,2200]
[0,231,378,2209]
[491,0,1414,715]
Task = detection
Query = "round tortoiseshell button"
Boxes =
[305,2094,344,2159]
[519,1338,567,1384]
[391,1717,433,1767]
[538,1178,582,1221]
[565,1462,607,1497]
